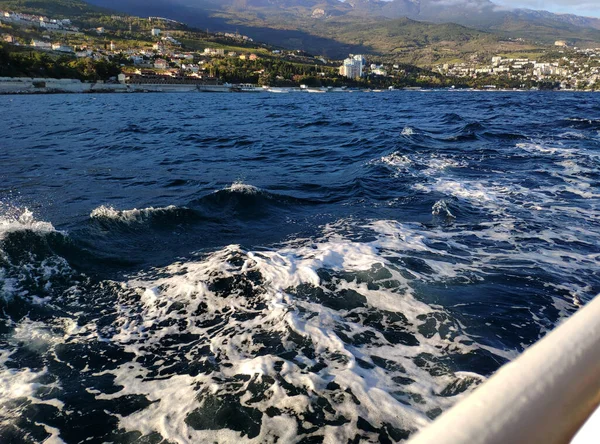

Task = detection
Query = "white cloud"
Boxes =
[493,1,600,17]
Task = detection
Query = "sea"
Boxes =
[1,91,599,443]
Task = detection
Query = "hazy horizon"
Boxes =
[368,0,600,19]
[492,0,599,18]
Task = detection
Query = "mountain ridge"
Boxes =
[3,0,600,62]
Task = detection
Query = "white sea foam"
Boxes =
[89,217,560,442]
[0,208,55,239]
[4,208,594,442]
[432,200,456,219]
[90,204,180,222]
[558,131,587,139]
[227,181,262,194]
[516,142,576,157]
[0,319,66,433]
[402,127,415,136]
[415,180,498,203]
[378,153,412,170]
[422,157,465,174]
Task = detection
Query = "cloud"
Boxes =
[431,0,487,5]
[493,1,600,17]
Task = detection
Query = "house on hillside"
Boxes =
[154,58,168,69]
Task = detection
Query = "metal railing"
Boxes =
[409,295,600,444]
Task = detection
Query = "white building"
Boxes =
[52,43,74,53]
[40,21,60,30]
[204,48,225,56]
[339,54,365,79]
[151,28,161,37]
[162,35,181,46]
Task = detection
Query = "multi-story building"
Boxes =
[339,55,365,79]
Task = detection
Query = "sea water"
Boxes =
[1,91,599,443]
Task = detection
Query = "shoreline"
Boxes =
[1,77,599,95]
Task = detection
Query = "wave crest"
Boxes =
[0,208,55,239]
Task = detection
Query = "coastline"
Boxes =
[1,77,599,94]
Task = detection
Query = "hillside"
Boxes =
[0,0,103,17]
[79,0,600,59]
[3,0,600,66]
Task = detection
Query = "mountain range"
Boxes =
[83,0,600,32]
[78,0,600,59]
[3,0,600,61]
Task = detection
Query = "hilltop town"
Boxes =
[1,6,600,92]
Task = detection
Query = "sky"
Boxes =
[493,0,600,17]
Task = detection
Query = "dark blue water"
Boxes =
[1,91,599,443]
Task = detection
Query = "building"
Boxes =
[153,42,166,52]
[151,28,161,37]
[52,43,74,53]
[39,20,60,30]
[31,40,52,49]
[110,41,116,51]
[76,49,93,58]
[555,40,568,47]
[339,54,365,79]
[154,58,168,69]
[249,53,258,61]
[96,27,105,34]
[182,63,200,73]
[204,48,225,56]
[162,35,181,46]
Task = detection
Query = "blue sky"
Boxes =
[493,0,600,17]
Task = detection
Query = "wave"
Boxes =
[191,182,318,213]
[443,122,484,142]
[380,152,412,168]
[441,112,464,124]
[561,118,600,130]
[89,220,512,442]
[432,200,456,221]
[76,214,594,442]
[415,180,499,203]
[0,208,56,239]
[85,183,316,233]
[89,204,204,228]
[516,142,576,157]
[1,212,592,442]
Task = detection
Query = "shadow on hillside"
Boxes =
[84,0,372,58]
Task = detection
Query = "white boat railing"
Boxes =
[408,294,600,444]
